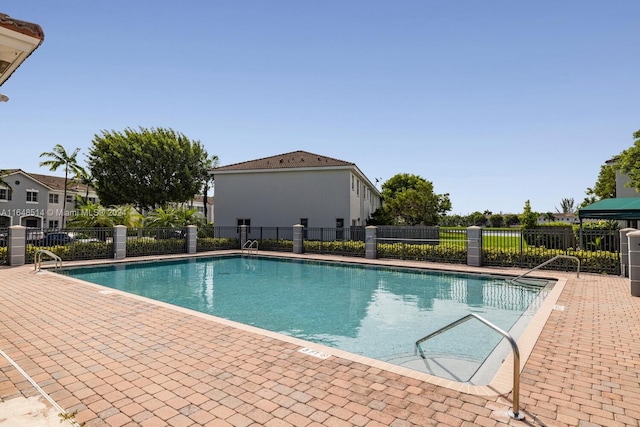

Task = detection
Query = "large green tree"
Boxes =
[39,144,81,227]
[372,173,451,225]
[615,129,640,193]
[519,200,538,229]
[582,162,617,208]
[87,127,211,212]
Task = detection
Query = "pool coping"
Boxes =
[43,250,566,398]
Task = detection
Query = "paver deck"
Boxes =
[1,252,639,426]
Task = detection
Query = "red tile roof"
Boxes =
[213,150,355,172]
[0,12,45,86]
[1,169,93,193]
[0,13,45,40]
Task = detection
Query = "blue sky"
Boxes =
[1,1,638,215]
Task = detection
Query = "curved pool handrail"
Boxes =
[242,239,259,255]
[415,313,525,420]
[510,255,580,283]
[34,249,62,271]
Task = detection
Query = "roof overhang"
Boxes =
[578,198,640,220]
[0,13,44,87]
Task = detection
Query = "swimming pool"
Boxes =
[59,255,553,384]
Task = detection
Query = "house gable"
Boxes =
[213,150,381,228]
[213,150,355,172]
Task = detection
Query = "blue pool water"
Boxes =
[59,256,551,382]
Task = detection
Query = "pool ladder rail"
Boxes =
[34,249,62,271]
[242,239,259,255]
[415,313,525,421]
[509,255,580,284]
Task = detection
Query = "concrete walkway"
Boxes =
[1,253,639,426]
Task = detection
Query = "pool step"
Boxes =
[386,353,482,383]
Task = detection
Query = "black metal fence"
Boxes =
[2,225,621,275]
[197,226,240,251]
[24,227,114,263]
[481,228,620,274]
[0,227,7,265]
[251,227,294,252]
[126,227,187,257]
[302,227,366,257]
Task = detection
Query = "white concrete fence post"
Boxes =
[240,225,247,249]
[627,230,640,297]
[620,228,635,277]
[293,224,304,254]
[365,226,377,259]
[112,225,127,259]
[467,226,483,267]
[186,225,197,254]
[7,225,26,266]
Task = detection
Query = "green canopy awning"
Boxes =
[578,198,640,220]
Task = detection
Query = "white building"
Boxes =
[0,169,98,229]
[212,150,382,229]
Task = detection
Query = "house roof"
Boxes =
[0,12,45,86]
[1,169,93,193]
[578,198,640,220]
[213,150,355,172]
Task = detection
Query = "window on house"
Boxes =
[237,218,251,233]
[48,220,59,228]
[357,180,360,196]
[66,195,74,203]
[88,197,97,203]
[26,190,38,203]
[0,188,11,201]
[351,175,354,190]
[49,194,59,203]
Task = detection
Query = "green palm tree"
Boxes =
[556,197,576,214]
[202,155,219,222]
[39,145,81,227]
[72,165,94,203]
[145,206,181,228]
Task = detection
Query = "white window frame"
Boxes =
[26,189,39,203]
[0,187,10,202]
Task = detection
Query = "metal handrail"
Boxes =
[34,249,62,271]
[510,255,580,283]
[242,239,258,255]
[415,313,525,420]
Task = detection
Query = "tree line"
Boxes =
[3,127,638,229]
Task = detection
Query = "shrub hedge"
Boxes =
[26,241,113,263]
[196,237,239,252]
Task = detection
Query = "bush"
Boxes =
[482,246,619,274]
[196,237,239,251]
[303,240,365,256]
[377,242,466,263]
[126,237,186,256]
[260,239,293,251]
[522,225,576,250]
[26,241,113,262]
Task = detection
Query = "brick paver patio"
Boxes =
[1,253,639,426]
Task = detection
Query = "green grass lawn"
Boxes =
[440,227,524,250]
